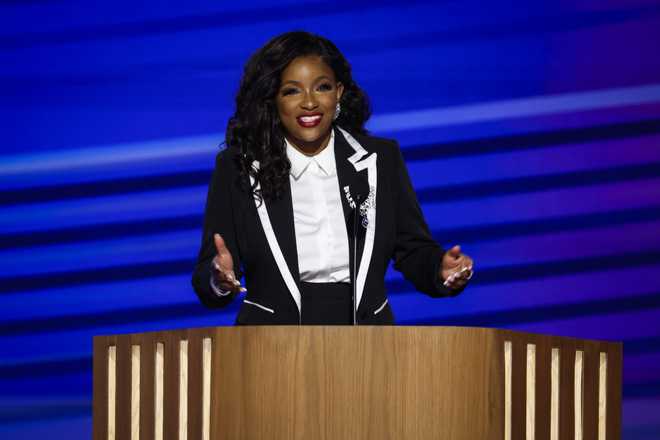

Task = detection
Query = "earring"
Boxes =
[333,102,341,121]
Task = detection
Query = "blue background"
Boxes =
[1,1,659,437]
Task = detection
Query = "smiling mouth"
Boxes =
[297,114,323,127]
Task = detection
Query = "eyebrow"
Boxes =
[280,76,332,87]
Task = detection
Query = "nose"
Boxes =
[300,90,318,110]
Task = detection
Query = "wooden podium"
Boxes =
[93,326,621,439]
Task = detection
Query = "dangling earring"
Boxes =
[333,102,341,121]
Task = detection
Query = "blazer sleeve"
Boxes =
[390,141,464,297]
[191,149,243,308]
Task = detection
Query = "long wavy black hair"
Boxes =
[225,31,371,202]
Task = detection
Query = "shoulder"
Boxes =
[343,130,401,158]
[214,146,242,174]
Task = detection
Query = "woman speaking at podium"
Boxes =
[192,31,474,325]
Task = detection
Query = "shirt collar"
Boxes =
[286,129,336,179]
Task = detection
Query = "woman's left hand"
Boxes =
[440,245,474,290]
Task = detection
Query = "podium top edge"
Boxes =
[92,325,623,347]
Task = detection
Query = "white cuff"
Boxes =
[209,275,232,297]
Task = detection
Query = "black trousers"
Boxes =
[300,281,353,325]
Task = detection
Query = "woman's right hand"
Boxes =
[212,233,246,293]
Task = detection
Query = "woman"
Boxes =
[192,31,474,325]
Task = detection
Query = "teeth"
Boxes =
[299,115,322,122]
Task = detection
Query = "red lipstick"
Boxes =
[296,113,323,128]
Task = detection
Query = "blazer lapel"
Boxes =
[335,127,370,227]
[264,178,300,285]
[334,127,378,313]
[249,163,302,315]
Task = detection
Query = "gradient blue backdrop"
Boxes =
[1,1,660,438]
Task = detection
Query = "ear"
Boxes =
[336,82,344,101]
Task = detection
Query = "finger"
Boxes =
[447,245,461,259]
[214,233,228,255]
[214,269,246,293]
[443,266,472,288]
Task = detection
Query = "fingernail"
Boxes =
[239,287,247,292]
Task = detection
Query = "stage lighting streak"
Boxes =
[386,264,660,314]
[1,217,658,285]
[4,261,660,329]
[420,178,660,228]
[433,205,660,246]
[1,172,658,241]
[464,220,660,267]
[0,133,221,176]
[0,230,199,276]
[385,250,660,294]
[2,292,660,363]
[406,134,660,190]
[2,84,658,190]
[0,186,207,234]
[2,263,659,340]
[503,310,660,342]
[0,276,197,321]
[416,163,660,203]
[387,104,660,147]
[401,299,660,336]
[367,83,660,132]
[0,312,237,361]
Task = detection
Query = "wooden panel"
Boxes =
[92,326,622,440]
[93,337,109,440]
[163,332,180,440]
[582,344,599,440]
[138,333,155,440]
[558,341,575,439]
[115,338,132,440]
[511,336,527,440]
[187,332,204,440]
[212,326,503,440]
[534,340,551,440]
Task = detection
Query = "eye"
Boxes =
[281,88,298,96]
[318,82,333,91]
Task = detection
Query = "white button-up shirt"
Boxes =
[286,130,351,283]
[210,130,351,296]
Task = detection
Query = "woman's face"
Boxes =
[276,55,344,155]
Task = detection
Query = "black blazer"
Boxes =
[191,126,461,325]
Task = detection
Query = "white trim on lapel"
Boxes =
[249,161,302,316]
[336,126,378,312]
